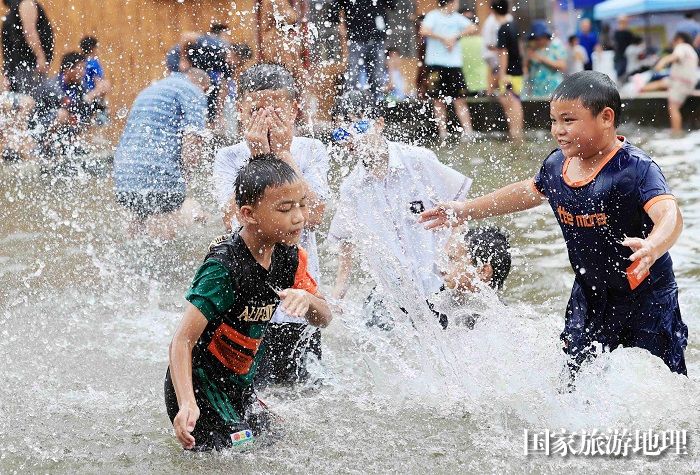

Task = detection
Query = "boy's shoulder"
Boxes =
[618,140,657,174]
[540,147,565,169]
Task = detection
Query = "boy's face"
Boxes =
[241,180,307,245]
[550,99,615,160]
[238,90,297,131]
[440,239,492,293]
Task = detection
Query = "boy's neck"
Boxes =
[580,133,621,163]
[240,227,275,270]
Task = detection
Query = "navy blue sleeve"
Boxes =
[533,152,558,197]
[638,161,673,211]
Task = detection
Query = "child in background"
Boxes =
[419,0,478,141]
[166,155,332,451]
[213,63,330,387]
[79,36,111,125]
[329,91,472,327]
[421,71,688,378]
[429,226,512,329]
[567,35,588,75]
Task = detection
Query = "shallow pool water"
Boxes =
[0,129,698,473]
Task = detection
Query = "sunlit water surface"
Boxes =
[1,129,698,474]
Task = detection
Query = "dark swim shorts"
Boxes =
[562,278,688,376]
[115,191,185,220]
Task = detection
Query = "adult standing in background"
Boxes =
[420,0,478,141]
[493,0,524,143]
[1,0,53,96]
[481,5,511,94]
[525,21,566,98]
[576,18,597,70]
[330,0,396,102]
[613,15,635,79]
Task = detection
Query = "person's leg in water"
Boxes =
[164,367,268,451]
[622,281,688,375]
[433,97,450,140]
[346,40,365,92]
[497,78,524,143]
[453,97,475,138]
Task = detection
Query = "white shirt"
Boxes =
[481,13,512,60]
[328,141,472,300]
[670,42,699,88]
[213,136,330,324]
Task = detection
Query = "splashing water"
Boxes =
[0,130,698,473]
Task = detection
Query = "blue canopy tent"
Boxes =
[594,0,700,19]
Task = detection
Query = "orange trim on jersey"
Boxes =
[562,137,624,188]
[293,247,318,294]
[207,323,260,374]
[643,194,675,213]
[213,323,261,352]
[530,177,545,196]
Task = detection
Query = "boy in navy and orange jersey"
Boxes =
[420,71,688,378]
[165,155,332,451]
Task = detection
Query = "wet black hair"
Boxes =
[234,154,299,208]
[437,0,454,7]
[674,31,693,45]
[551,71,622,127]
[60,52,86,72]
[568,34,578,44]
[210,22,229,34]
[238,63,298,99]
[79,36,98,55]
[465,226,511,289]
[491,0,509,15]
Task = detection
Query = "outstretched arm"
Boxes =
[623,199,683,280]
[168,303,208,449]
[419,178,546,229]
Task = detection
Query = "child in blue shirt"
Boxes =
[79,36,111,124]
[420,71,688,378]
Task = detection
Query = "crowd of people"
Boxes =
[1,0,112,164]
[0,0,694,455]
[154,65,688,452]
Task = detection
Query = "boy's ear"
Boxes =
[238,204,258,225]
[600,106,616,128]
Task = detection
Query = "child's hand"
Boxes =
[419,201,466,230]
[622,237,659,280]
[173,401,200,450]
[245,109,271,155]
[268,107,294,154]
[278,288,311,318]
